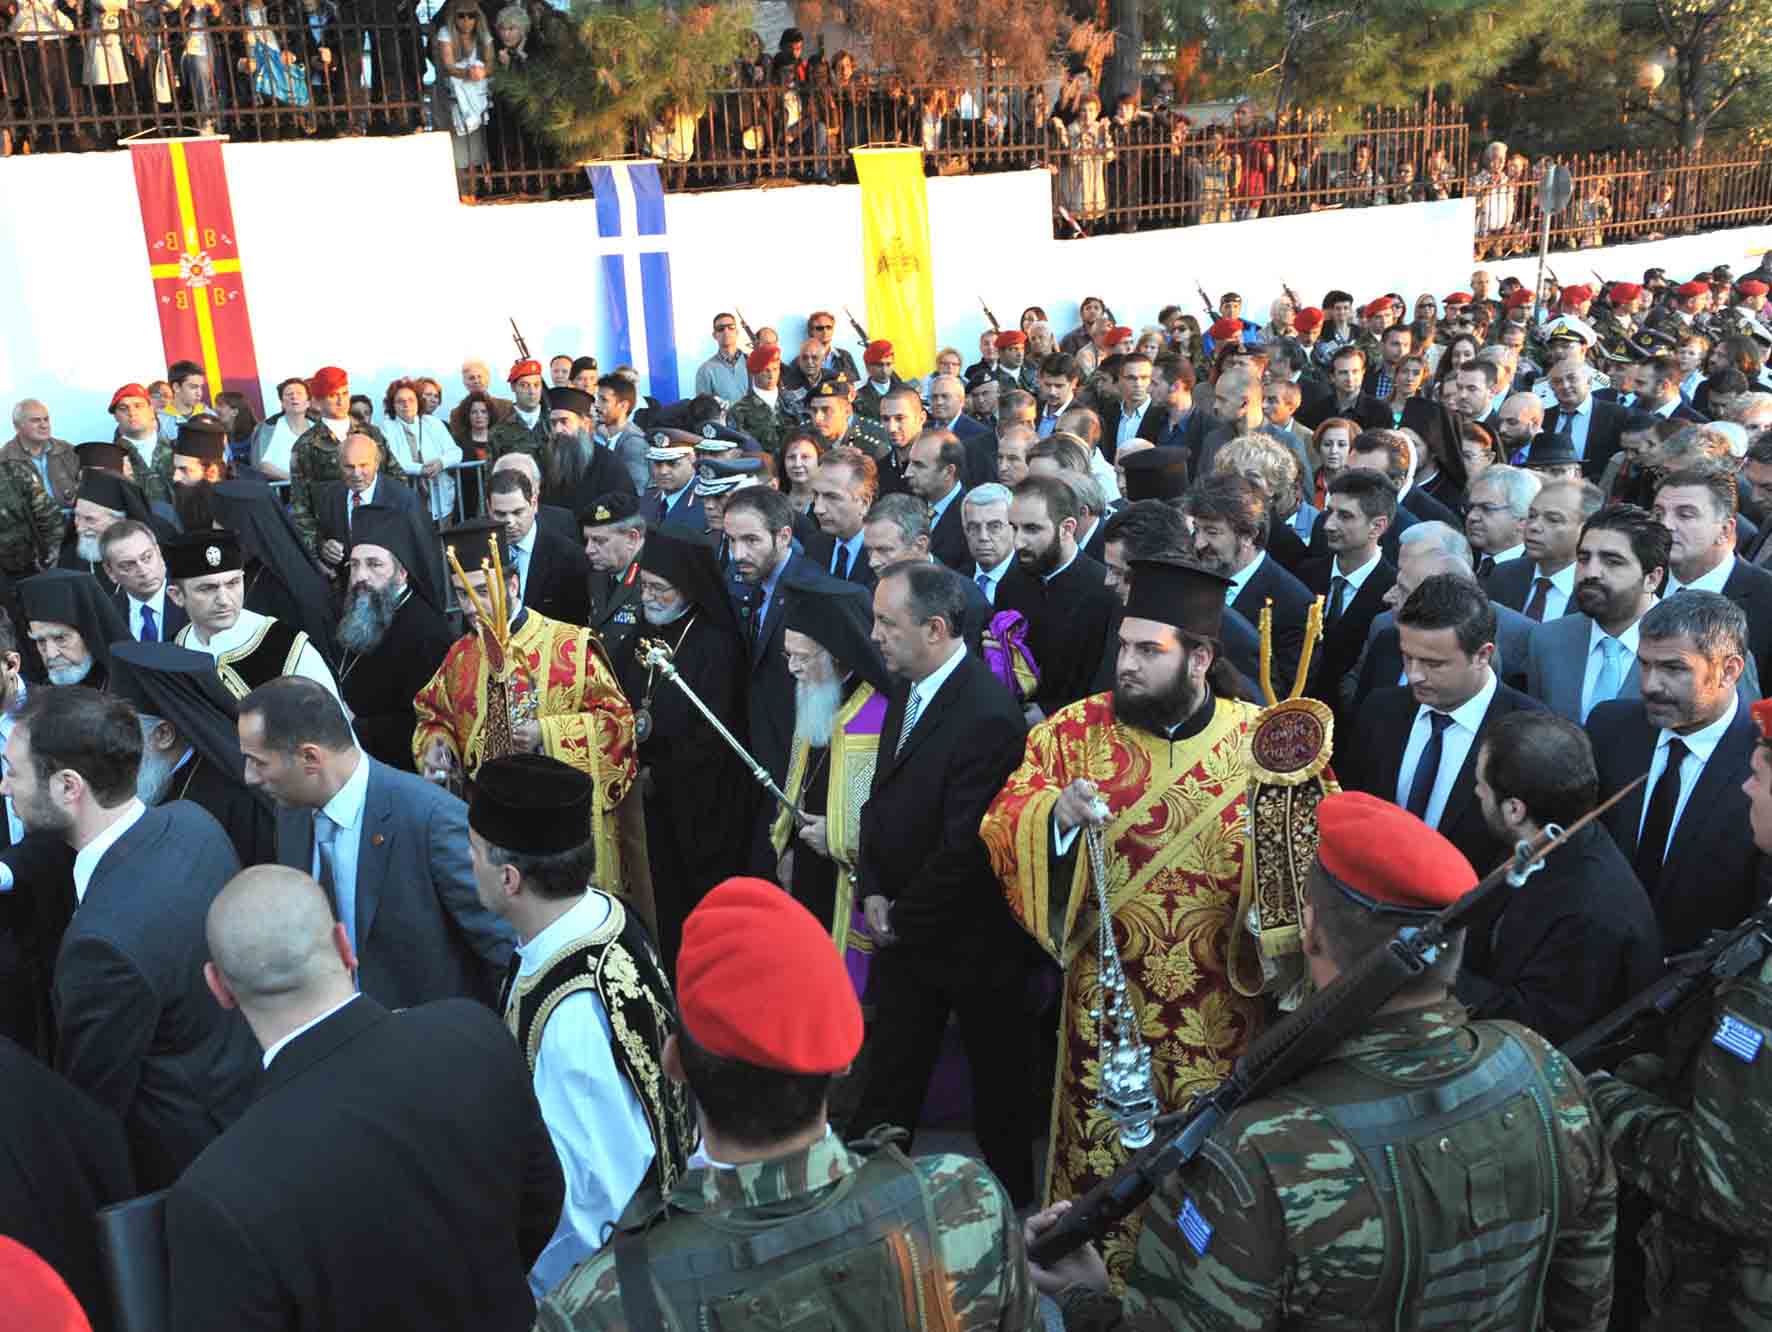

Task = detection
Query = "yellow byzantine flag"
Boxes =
[853,146,936,380]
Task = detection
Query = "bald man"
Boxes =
[316,433,422,573]
[165,866,565,1332]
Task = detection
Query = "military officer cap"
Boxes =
[677,878,863,1073]
[1315,791,1475,916]
[810,374,855,402]
[546,386,597,420]
[470,753,596,855]
[164,530,244,581]
[695,456,766,497]
[74,441,129,475]
[646,428,700,461]
[175,413,229,465]
[1541,316,1595,347]
[578,492,642,528]
[1122,557,1229,643]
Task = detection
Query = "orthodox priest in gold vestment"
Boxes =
[981,558,1268,1281]
[412,520,651,929]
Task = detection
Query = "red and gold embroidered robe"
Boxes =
[980,692,1267,1281]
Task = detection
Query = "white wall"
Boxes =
[1482,226,1772,292]
[0,127,1757,444]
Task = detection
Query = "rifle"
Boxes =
[1195,278,1216,318]
[980,296,1002,334]
[843,305,870,348]
[1281,279,1303,313]
[1562,905,1772,1073]
[734,308,758,349]
[1027,774,1645,1267]
[509,317,531,363]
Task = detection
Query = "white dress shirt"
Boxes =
[1526,561,1576,620]
[1332,546,1383,596]
[1581,614,1643,721]
[183,608,342,701]
[313,749,369,949]
[1665,551,1735,597]
[519,890,657,1297]
[1486,543,1526,566]
[1637,693,1739,855]
[903,642,967,736]
[1224,550,1265,605]
[1395,671,1497,828]
[973,553,1014,604]
[126,585,172,641]
[260,993,360,1069]
[72,798,148,903]
[510,525,540,602]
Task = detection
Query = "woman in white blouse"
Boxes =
[382,378,462,524]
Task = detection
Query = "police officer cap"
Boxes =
[646,428,700,461]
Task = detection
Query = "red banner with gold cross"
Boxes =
[130,139,265,414]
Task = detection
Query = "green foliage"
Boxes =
[496,0,756,163]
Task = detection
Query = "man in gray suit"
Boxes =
[1345,521,1536,713]
[1525,502,1761,721]
[237,678,515,1010]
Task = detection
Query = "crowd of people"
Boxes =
[4,249,1772,1330]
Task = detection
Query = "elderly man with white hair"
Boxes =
[3,398,79,505]
[446,357,515,439]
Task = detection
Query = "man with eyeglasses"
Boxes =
[694,313,749,406]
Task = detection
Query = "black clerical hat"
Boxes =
[545,386,596,420]
[442,519,510,579]
[175,413,229,464]
[1123,558,1231,641]
[74,441,128,475]
[107,641,265,810]
[18,570,129,673]
[349,504,430,588]
[76,468,137,515]
[639,527,740,634]
[781,572,890,691]
[164,530,243,581]
[1120,447,1190,502]
[468,753,595,855]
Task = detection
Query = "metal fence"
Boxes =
[1471,146,1772,260]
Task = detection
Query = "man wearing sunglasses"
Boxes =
[693,313,749,407]
[803,310,860,383]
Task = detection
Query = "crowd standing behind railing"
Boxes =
[4,8,1772,254]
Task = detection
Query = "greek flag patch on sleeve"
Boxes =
[1178,1195,1214,1256]
[1714,1015,1765,1062]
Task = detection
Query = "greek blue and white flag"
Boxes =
[1714,1014,1764,1063]
[585,160,681,402]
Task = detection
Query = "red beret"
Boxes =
[1675,280,1709,298]
[507,358,543,384]
[1315,792,1475,913]
[1107,325,1134,343]
[0,1236,91,1331]
[108,382,149,411]
[1444,291,1473,305]
[1504,289,1535,309]
[1609,282,1643,302]
[995,329,1026,348]
[745,344,780,374]
[1293,306,1324,332]
[677,878,862,1073]
[1559,285,1593,305]
[863,339,894,366]
[1740,279,1769,297]
[1756,698,1772,741]
[309,365,348,396]
[1208,317,1244,341]
[1360,298,1389,318]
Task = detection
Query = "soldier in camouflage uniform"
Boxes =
[0,457,61,578]
[1586,695,1772,1329]
[853,341,910,422]
[1031,792,1617,1332]
[287,367,400,555]
[107,383,175,505]
[535,877,1034,1332]
[729,344,796,457]
[805,375,891,464]
[488,358,553,466]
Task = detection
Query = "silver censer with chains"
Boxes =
[1084,794,1159,1149]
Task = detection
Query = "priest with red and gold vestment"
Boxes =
[980,557,1268,1281]
[413,520,648,924]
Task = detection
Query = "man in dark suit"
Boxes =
[925,374,996,485]
[488,467,592,628]
[1482,476,1597,623]
[1185,473,1312,693]
[862,495,994,657]
[1303,432,1444,566]
[1294,345,1391,432]
[1588,591,1770,954]
[1098,353,1165,462]
[639,431,706,532]
[1633,352,1708,425]
[846,561,1035,1205]
[166,865,564,1332]
[1301,469,1399,706]
[100,519,188,643]
[1542,354,1628,482]
[315,460,421,578]
[1459,710,1663,1044]
[1,686,259,1190]
[804,445,882,592]
[905,430,971,570]
[999,475,1119,719]
[0,1037,133,1330]
[1655,461,1772,688]
[1341,574,1546,874]
[240,678,515,1010]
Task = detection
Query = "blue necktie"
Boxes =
[315,813,355,950]
[1405,712,1453,820]
[833,544,850,580]
[140,605,158,643]
[1586,637,1625,721]
[976,571,992,602]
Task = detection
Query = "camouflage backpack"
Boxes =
[612,1129,955,1332]
[1283,1024,1563,1331]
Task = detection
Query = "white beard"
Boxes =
[76,531,104,563]
[793,675,843,748]
[46,658,93,686]
[641,599,690,626]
